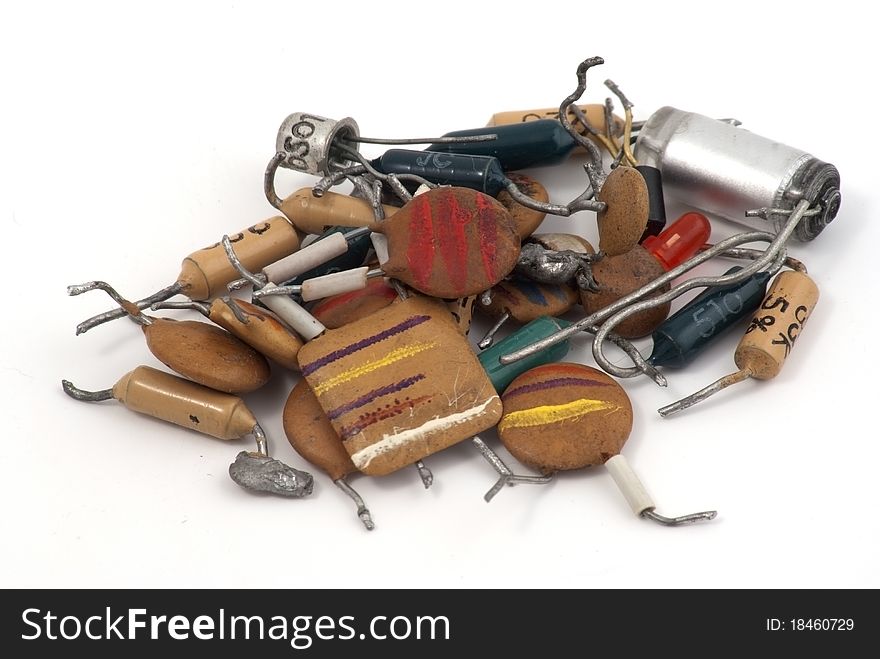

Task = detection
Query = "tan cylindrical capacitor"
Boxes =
[207,299,303,371]
[735,270,819,379]
[487,103,625,148]
[179,216,304,300]
[112,365,259,440]
[659,270,820,417]
[281,188,399,235]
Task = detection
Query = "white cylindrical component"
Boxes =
[604,454,655,516]
[263,232,349,283]
[300,267,369,302]
[370,232,389,265]
[413,184,432,197]
[259,283,326,340]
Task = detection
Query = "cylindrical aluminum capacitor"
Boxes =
[634,107,841,241]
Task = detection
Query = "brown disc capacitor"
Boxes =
[375,187,520,299]
[596,166,650,257]
[284,379,358,482]
[136,313,271,394]
[484,278,578,324]
[68,281,271,394]
[497,362,716,525]
[581,246,671,338]
[495,173,549,238]
[310,278,398,330]
[155,297,304,371]
[498,363,633,473]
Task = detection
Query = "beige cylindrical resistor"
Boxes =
[281,188,398,235]
[75,216,306,336]
[63,365,259,440]
[63,366,317,497]
[735,270,820,380]
[659,270,820,416]
[487,103,625,148]
[179,216,305,300]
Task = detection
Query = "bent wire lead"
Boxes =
[75,216,305,335]
[499,202,812,380]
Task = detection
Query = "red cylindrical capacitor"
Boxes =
[641,212,711,271]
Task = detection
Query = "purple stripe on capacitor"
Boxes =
[301,315,431,376]
[503,377,612,400]
[326,374,426,421]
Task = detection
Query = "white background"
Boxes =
[1,1,877,588]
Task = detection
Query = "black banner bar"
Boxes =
[1,589,873,656]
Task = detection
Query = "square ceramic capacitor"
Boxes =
[297,296,503,476]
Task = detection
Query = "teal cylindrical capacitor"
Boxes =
[426,120,576,171]
[478,316,572,393]
[280,226,372,288]
[648,266,773,368]
[370,150,508,196]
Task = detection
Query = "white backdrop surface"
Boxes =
[1,1,876,588]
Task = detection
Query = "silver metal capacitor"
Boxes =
[634,106,840,241]
[276,112,360,175]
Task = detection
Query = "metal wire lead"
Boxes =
[590,201,809,380]
[334,479,375,531]
[75,282,182,335]
[642,509,718,526]
[500,201,812,373]
[61,379,113,402]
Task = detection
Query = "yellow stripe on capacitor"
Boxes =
[659,269,819,416]
[497,363,716,526]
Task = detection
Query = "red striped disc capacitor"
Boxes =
[376,187,520,299]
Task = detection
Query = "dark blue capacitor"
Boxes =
[648,266,773,368]
[426,120,576,171]
[370,150,509,196]
[280,226,372,288]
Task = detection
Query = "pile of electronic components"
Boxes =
[64,57,840,530]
